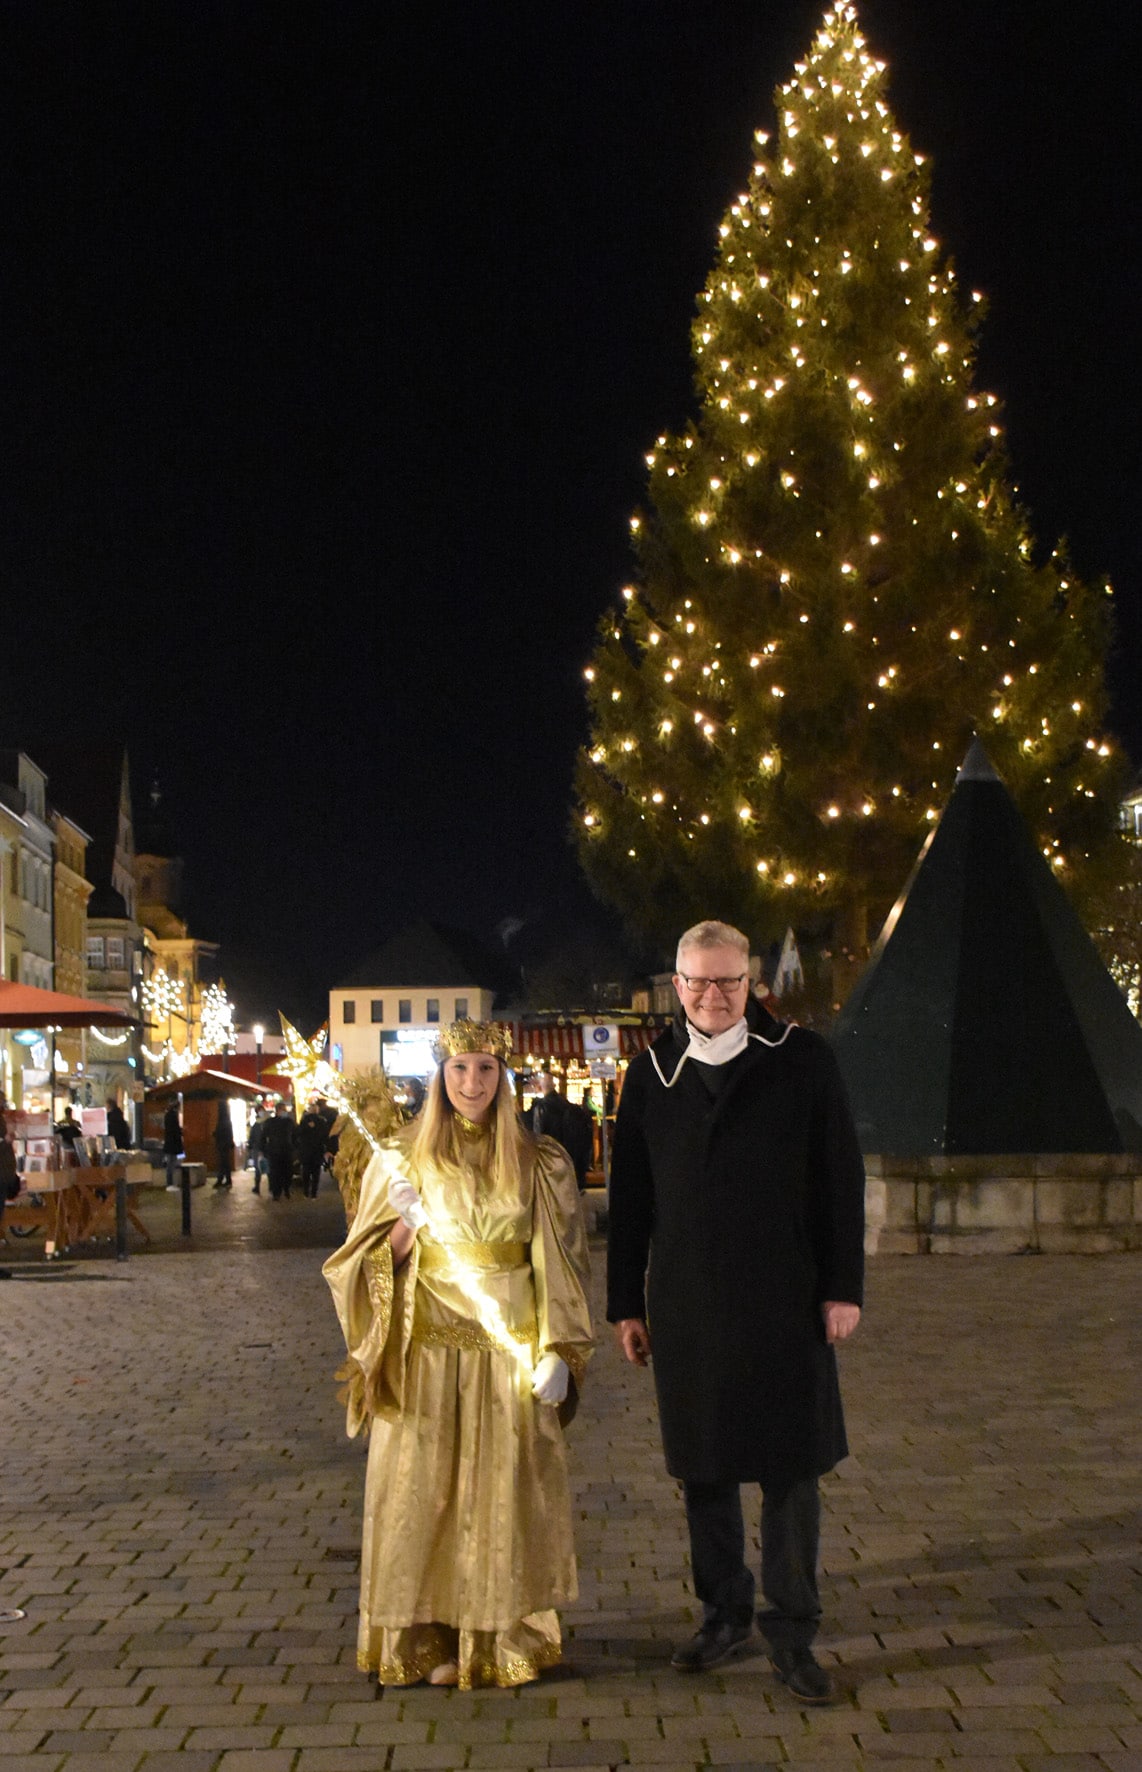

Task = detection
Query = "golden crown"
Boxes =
[432,1018,514,1064]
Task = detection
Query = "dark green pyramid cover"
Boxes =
[832,742,1142,1154]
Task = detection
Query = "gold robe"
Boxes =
[322,1123,594,1689]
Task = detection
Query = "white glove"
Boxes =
[531,1352,570,1406]
[388,1174,429,1232]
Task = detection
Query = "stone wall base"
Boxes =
[864,1154,1142,1254]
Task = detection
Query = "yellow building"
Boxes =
[51,809,95,1082]
[136,782,222,1080]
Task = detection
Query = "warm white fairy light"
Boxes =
[576,0,1114,928]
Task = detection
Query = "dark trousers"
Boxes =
[299,1157,321,1197]
[268,1155,292,1199]
[683,1475,821,1650]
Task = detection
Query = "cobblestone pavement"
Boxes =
[2,1183,1140,1770]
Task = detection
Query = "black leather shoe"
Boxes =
[771,1646,834,1703]
[670,1619,752,1671]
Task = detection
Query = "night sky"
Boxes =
[4,0,1140,1028]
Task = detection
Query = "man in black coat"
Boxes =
[608,920,864,1702]
[525,1072,594,1188]
[295,1102,327,1198]
[262,1104,296,1200]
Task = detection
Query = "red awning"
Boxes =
[505,1021,665,1060]
[507,1022,584,1058]
[0,980,137,1029]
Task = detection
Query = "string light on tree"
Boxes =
[141,967,186,1023]
[200,984,237,1055]
[574,0,1122,997]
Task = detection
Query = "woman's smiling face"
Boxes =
[442,1053,501,1123]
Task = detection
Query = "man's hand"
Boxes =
[614,1318,652,1365]
[822,1301,861,1343]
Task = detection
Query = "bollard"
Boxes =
[115,1172,128,1262]
[181,1164,192,1236]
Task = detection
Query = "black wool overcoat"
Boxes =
[606,1010,865,1488]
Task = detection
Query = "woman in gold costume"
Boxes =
[322,1019,594,1689]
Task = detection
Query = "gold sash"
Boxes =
[417,1239,527,1276]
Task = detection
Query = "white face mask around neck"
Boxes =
[683,1017,750,1067]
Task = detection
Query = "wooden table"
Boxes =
[3,1163,154,1257]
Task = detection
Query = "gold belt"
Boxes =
[418,1239,527,1275]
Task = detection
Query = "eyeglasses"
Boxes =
[677,974,748,995]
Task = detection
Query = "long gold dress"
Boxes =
[322,1121,594,1689]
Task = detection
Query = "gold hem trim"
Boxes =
[358,1640,561,1689]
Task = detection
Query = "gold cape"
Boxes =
[321,1122,594,1688]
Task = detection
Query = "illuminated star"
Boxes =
[273,1017,337,1119]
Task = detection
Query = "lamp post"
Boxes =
[253,1022,264,1091]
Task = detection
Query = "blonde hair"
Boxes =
[675,919,750,971]
[405,1061,532,1194]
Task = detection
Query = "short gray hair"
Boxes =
[675,920,750,972]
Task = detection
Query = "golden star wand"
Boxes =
[275,1017,536,1374]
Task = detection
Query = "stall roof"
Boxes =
[144,1068,275,1101]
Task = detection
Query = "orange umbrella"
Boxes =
[0,980,137,1028]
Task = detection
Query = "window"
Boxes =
[454,997,469,1020]
[426,998,440,1023]
[398,998,412,1023]
[370,999,384,1023]
[106,936,125,969]
[86,935,105,969]
[343,999,356,1024]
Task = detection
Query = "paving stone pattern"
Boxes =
[2,1182,1141,1769]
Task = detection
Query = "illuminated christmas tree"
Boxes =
[576,2,1122,998]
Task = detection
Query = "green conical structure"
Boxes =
[833,741,1142,1153]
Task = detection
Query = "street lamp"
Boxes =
[253,1022,264,1090]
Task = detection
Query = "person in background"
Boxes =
[0,1124,20,1281]
[262,1101,296,1200]
[315,1094,339,1174]
[246,1107,268,1193]
[296,1100,327,1198]
[213,1102,235,1190]
[106,1098,132,1149]
[162,1100,183,1191]
[55,1105,84,1167]
[525,1073,594,1190]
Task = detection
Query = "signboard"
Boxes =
[589,1057,617,1078]
[383,1037,437,1079]
[584,1023,620,1055]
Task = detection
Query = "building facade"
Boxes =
[136,782,223,1080]
[330,920,512,1079]
[0,754,57,1111]
[51,808,94,1081]
[33,746,145,1114]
